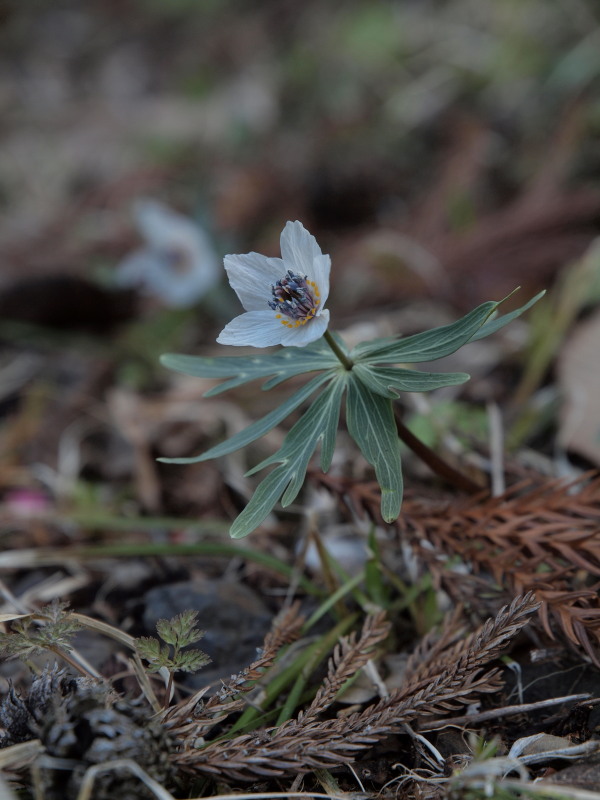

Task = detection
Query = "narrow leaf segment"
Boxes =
[230,374,348,538]
[159,371,335,465]
[161,340,338,396]
[352,363,469,399]
[346,374,403,523]
[351,300,498,364]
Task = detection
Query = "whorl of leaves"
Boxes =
[171,594,538,782]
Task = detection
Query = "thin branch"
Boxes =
[422,692,592,730]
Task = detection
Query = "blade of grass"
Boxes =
[302,573,365,632]
[275,615,358,726]
[364,527,390,608]
[0,543,321,597]
[226,614,357,736]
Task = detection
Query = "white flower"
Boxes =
[217,221,331,348]
[116,200,219,308]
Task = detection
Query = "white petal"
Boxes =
[311,253,331,308]
[278,309,330,347]
[217,310,288,348]
[125,199,220,306]
[280,221,323,278]
[224,252,285,311]
[146,265,217,307]
[135,200,199,252]
[115,249,154,288]
[115,247,218,308]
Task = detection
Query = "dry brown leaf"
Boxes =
[558,307,600,466]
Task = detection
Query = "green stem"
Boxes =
[324,330,353,370]
[322,329,481,493]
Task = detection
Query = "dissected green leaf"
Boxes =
[155,618,177,646]
[161,340,338,396]
[159,371,335,464]
[136,613,211,675]
[351,292,543,366]
[135,636,164,664]
[230,375,348,538]
[176,649,212,672]
[0,601,82,659]
[346,374,403,522]
[352,363,469,398]
[350,300,499,364]
[469,290,546,341]
[319,379,343,473]
[155,610,205,648]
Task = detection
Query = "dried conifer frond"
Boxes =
[398,473,600,663]
[375,592,539,715]
[171,594,538,782]
[163,602,304,739]
[403,604,465,685]
[302,610,391,720]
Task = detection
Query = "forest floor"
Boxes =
[1,2,600,799]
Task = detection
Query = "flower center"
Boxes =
[268,270,320,328]
[163,245,193,275]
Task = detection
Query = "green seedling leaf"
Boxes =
[136,610,210,675]
[0,600,82,659]
[469,289,546,341]
[136,636,168,669]
[351,300,499,364]
[161,340,338,396]
[155,619,177,646]
[352,363,470,399]
[159,370,335,464]
[156,610,205,647]
[230,375,348,538]
[346,374,403,522]
[176,649,212,672]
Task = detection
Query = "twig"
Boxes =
[422,692,592,730]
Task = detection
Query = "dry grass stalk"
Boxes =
[170,594,538,782]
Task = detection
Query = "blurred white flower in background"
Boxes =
[116,200,219,307]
